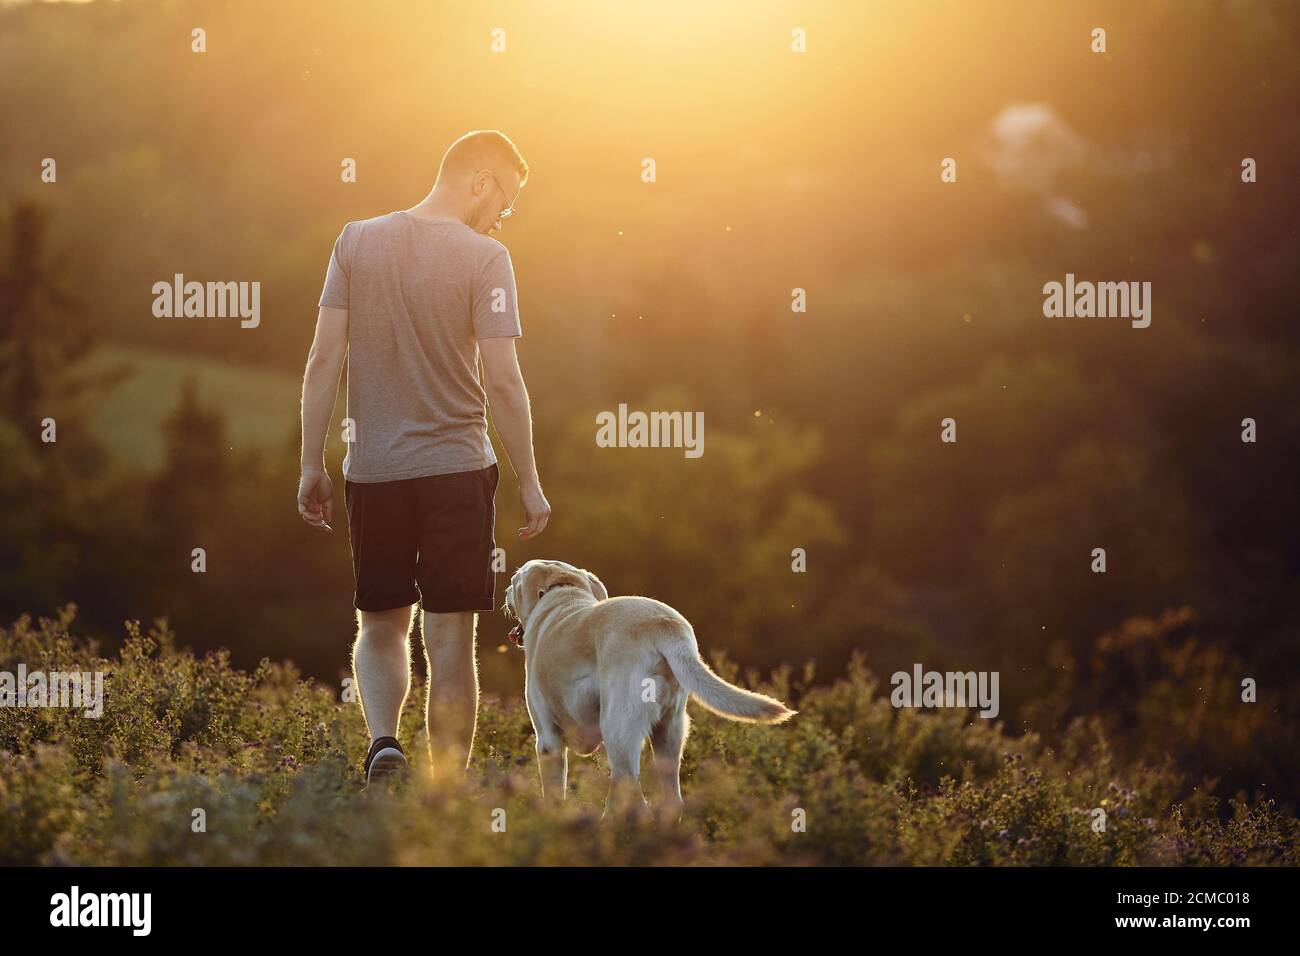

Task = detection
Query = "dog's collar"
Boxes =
[540,582,581,596]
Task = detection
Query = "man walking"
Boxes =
[297,130,550,785]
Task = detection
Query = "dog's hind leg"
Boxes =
[536,740,568,803]
[649,698,688,811]
[601,720,646,818]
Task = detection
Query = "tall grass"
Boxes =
[1,608,1293,866]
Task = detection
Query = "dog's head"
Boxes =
[503,559,608,645]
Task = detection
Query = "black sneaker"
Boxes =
[363,736,408,786]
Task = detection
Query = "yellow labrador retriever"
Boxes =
[504,559,794,811]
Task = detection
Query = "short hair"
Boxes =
[436,130,529,187]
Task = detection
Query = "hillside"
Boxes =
[85,346,300,469]
[2,609,1294,866]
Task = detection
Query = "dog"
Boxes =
[504,559,795,812]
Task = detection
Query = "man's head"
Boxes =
[434,130,528,235]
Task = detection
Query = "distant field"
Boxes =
[86,346,301,469]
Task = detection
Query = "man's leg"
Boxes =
[422,609,478,773]
[353,605,415,741]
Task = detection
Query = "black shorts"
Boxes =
[344,463,500,613]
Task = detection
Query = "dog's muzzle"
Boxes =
[507,623,525,649]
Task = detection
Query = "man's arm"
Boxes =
[298,306,349,531]
[480,336,551,540]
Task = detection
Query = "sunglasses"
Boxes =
[487,171,520,220]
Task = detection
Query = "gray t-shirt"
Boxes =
[319,211,522,483]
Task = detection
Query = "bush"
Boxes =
[1,609,1294,866]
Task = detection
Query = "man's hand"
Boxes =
[518,480,551,540]
[481,337,550,540]
[298,468,335,532]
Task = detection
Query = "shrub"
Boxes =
[0,609,1294,866]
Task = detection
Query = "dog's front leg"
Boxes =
[536,740,568,803]
[525,672,567,803]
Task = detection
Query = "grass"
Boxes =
[1,607,1295,866]
[84,346,299,469]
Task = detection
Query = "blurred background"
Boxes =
[1,0,1297,806]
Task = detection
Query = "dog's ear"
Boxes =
[584,571,608,601]
[512,561,548,621]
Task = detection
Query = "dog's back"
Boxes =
[578,595,795,725]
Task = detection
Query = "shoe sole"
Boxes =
[366,748,409,786]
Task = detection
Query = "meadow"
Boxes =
[2,0,1298,866]
[2,607,1294,867]
[84,346,299,471]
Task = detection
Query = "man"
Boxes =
[297,130,550,785]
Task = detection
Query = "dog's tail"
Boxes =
[661,635,795,724]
